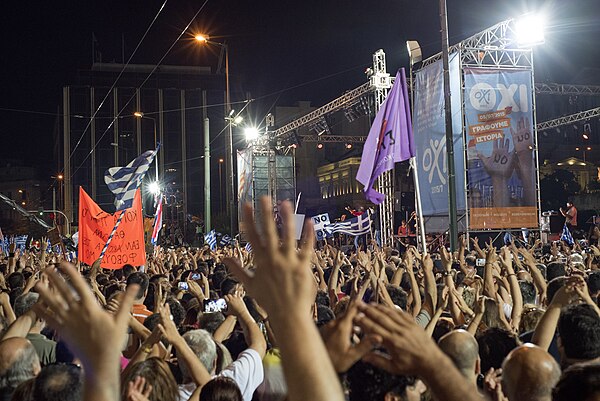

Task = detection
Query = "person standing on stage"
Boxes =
[560,201,578,232]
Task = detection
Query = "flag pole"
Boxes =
[98,212,125,262]
[410,158,428,255]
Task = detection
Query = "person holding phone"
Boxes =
[560,201,578,233]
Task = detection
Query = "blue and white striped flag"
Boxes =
[220,234,232,247]
[104,146,159,211]
[245,242,252,253]
[204,230,217,251]
[323,212,372,236]
[561,224,574,246]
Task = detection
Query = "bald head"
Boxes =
[0,338,40,390]
[438,329,480,380]
[501,344,560,401]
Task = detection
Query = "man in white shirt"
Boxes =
[178,294,266,401]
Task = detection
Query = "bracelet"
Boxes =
[8,253,14,258]
[142,345,153,354]
[507,273,516,278]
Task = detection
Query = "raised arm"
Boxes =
[223,293,267,357]
[33,261,138,401]
[224,198,344,401]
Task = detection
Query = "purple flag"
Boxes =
[356,69,415,204]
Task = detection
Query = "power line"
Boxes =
[70,0,211,179]
[68,0,169,164]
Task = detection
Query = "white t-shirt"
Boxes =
[178,348,264,401]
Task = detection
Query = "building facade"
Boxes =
[61,63,228,239]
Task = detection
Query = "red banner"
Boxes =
[78,187,146,269]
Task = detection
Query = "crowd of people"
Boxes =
[1,197,600,401]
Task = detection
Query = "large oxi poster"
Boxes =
[414,54,466,216]
[464,68,538,229]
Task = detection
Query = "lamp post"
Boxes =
[218,158,224,213]
[576,146,592,162]
[133,112,159,181]
[195,34,236,234]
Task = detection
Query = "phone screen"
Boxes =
[191,273,201,280]
[178,282,189,291]
[203,299,227,313]
[476,258,486,267]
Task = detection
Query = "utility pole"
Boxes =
[440,0,459,251]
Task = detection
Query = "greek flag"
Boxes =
[324,212,372,236]
[104,145,159,211]
[220,234,232,247]
[245,242,252,253]
[561,224,574,246]
[204,230,217,251]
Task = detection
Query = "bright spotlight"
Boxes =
[233,115,244,125]
[515,14,545,47]
[345,143,353,149]
[195,34,209,43]
[244,127,260,141]
[316,143,323,149]
[148,181,161,195]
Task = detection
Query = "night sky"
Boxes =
[2,0,599,174]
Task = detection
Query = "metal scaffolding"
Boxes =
[535,83,600,96]
[536,106,600,130]
[300,135,367,143]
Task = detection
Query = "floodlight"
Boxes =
[406,40,422,64]
[515,14,545,47]
[233,115,244,125]
[244,127,260,141]
[148,181,161,195]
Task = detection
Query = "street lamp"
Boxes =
[195,33,236,234]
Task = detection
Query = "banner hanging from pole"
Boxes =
[413,53,466,216]
[464,68,538,229]
[78,187,146,269]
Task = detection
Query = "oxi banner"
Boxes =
[414,53,466,216]
[78,187,146,269]
[464,68,538,229]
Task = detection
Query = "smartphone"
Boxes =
[433,259,444,272]
[476,258,486,267]
[191,273,201,280]
[203,299,227,313]
[178,282,189,291]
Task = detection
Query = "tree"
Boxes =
[540,169,580,211]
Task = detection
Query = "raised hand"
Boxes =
[223,198,316,320]
[510,117,533,154]
[126,376,153,401]
[478,138,516,178]
[321,302,382,373]
[34,261,138,401]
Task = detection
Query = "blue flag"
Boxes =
[204,230,217,251]
[323,212,372,236]
[105,145,159,211]
[560,224,574,246]
[356,69,415,204]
